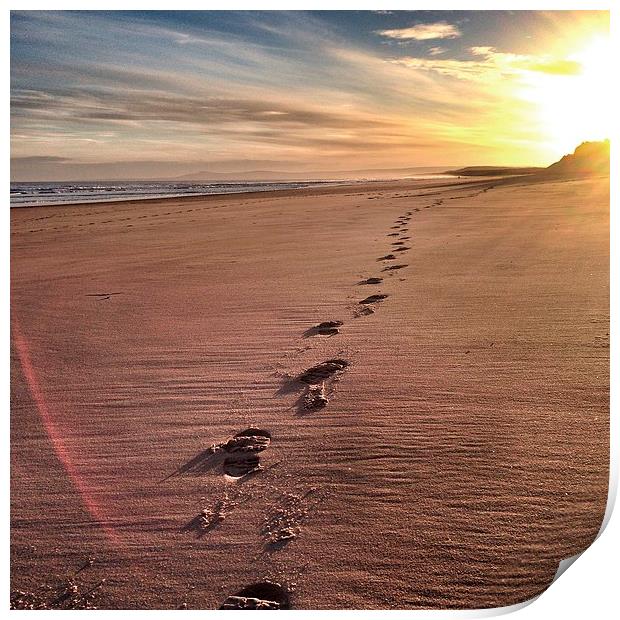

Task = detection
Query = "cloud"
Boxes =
[390,46,582,82]
[376,22,461,41]
[428,47,446,56]
[11,89,394,132]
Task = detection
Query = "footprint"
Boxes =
[394,246,411,252]
[355,306,375,317]
[359,294,389,304]
[378,254,396,261]
[387,233,399,237]
[382,264,408,271]
[392,241,405,246]
[298,359,349,410]
[304,320,343,337]
[222,429,271,478]
[172,428,271,479]
[263,488,320,550]
[181,490,242,538]
[85,292,122,301]
[220,582,290,610]
[359,277,383,285]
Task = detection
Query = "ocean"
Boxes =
[10,175,456,208]
[9,180,349,208]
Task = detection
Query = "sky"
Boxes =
[10,10,610,181]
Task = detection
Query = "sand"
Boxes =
[10,175,609,609]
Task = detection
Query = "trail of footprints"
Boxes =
[19,189,482,607]
[171,199,440,608]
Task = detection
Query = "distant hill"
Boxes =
[173,166,449,182]
[545,140,610,177]
[445,166,543,177]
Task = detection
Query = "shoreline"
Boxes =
[9,176,498,212]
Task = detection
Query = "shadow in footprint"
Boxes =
[378,254,396,261]
[359,294,389,305]
[359,277,383,285]
[220,581,291,610]
[382,264,408,272]
[303,320,343,337]
[85,292,122,302]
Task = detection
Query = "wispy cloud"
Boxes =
[376,22,461,41]
[390,46,583,82]
[428,47,446,56]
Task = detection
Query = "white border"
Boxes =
[4,2,616,617]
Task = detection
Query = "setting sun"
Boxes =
[521,34,610,160]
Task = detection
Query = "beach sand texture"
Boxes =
[10,176,609,609]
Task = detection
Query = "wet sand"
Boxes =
[10,175,609,609]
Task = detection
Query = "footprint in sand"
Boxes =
[263,488,320,550]
[85,292,122,301]
[382,264,407,272]
[304,320,343,337]
[221,428,271,475]
[220,581,291,610]
[378,254,397,261]
[297,359,349,410]
[359,294,389,304]
[359,277,383,285]
[392,241,405,246]
[173,428,271,479]
[387,233,400,237]
[394,246,411,252]
[181,489,244,538]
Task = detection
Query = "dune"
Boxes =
[10,174,608,609]
[544,140,610,177]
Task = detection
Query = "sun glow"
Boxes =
[520,34,610,162]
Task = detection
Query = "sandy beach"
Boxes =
[10,175,609,609]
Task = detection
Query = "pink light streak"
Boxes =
[12,317,120,545]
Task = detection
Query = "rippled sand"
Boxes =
[11,175,609,609]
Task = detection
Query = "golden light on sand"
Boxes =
[521,34,610,160]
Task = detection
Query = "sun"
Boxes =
[520,34,610,162]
